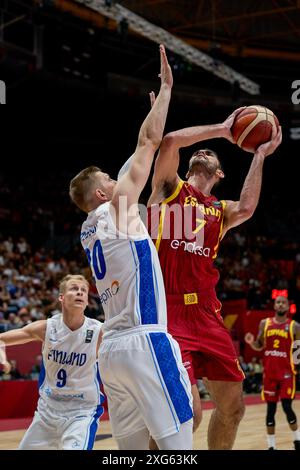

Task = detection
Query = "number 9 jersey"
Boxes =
[39,314,103,411]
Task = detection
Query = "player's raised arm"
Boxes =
[149,107,245,199]
[111,45,172,210]
[245,319,266,351]
[222,125,282,237]
[0,320,46,346]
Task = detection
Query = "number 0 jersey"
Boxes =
[81,202,167,336]
[39,314,103,411]
[263,317,296,380]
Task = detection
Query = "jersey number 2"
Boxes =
[56,368,67,388]
[85,240,106,280]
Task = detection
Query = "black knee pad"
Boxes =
[266,401,277,427]
[281,399,297,424]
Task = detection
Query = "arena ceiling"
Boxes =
[56,0,300,61]
[2,0,300,103]
[121,0,300,57]
[4,0,300,60]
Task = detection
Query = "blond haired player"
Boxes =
[0,274,103,450]
[69,45,193,450]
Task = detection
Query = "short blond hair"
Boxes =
[59,274,89,294]
[69,166,101,212]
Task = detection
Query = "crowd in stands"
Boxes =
[1,175,300,390]
[1,174,299,311]
[216,226,300,312]
[0,235,104,336]
[1,231,299,335]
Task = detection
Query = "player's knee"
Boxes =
[217,396,245,425]
[193,404,202,432]
[231,399,245,423]
[281,399,297,424]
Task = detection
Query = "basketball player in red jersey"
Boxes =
[245,296,300,450]
[147,104,282,449]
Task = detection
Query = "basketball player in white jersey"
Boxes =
[69,45,193,450]
[0,274,104,450]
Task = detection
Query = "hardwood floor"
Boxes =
[1,400,299,450]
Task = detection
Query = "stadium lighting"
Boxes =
[74,0,260,95]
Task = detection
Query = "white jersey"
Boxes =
[81,202,167,335]
[39,314,103,411]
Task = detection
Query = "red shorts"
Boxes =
[166,289,245,385]
[262,373,296,402]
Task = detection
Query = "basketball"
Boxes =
[231,105,279,152]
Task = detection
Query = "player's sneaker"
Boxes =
[294,440,300,450]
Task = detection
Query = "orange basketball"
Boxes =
[231,105,279,153]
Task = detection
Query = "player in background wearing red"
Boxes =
[147,102,282,449]
[245,296,300,450]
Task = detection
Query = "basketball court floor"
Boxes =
[1,397,299,450]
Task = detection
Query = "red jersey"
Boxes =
[263,317,296,380]
[148,179,226,294]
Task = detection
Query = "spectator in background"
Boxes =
[30,354,43,380]
[6,313,21,330]
[8,359,23,380]
[18,308,32,327]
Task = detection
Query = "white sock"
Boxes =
[267,434,276,448]
[293,429,300,441]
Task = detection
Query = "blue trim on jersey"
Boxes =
[134,240,158,325]
[168,338,192,411]
[83,363,104,450]
[169,339,189,391]
[149,332,193,425]
[152,263,160,314]
[38,358,46,389]
[146,334,178,431]
[86,404,103,450]
[96,362,105,405]
[130,241,141,324]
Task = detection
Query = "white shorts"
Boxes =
[18,400,103,450]
[99,326,193,441]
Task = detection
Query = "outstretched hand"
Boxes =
[149,45,172,108]
[256,125,282,158]
[222,107,246,143]
[158,44,173,89]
